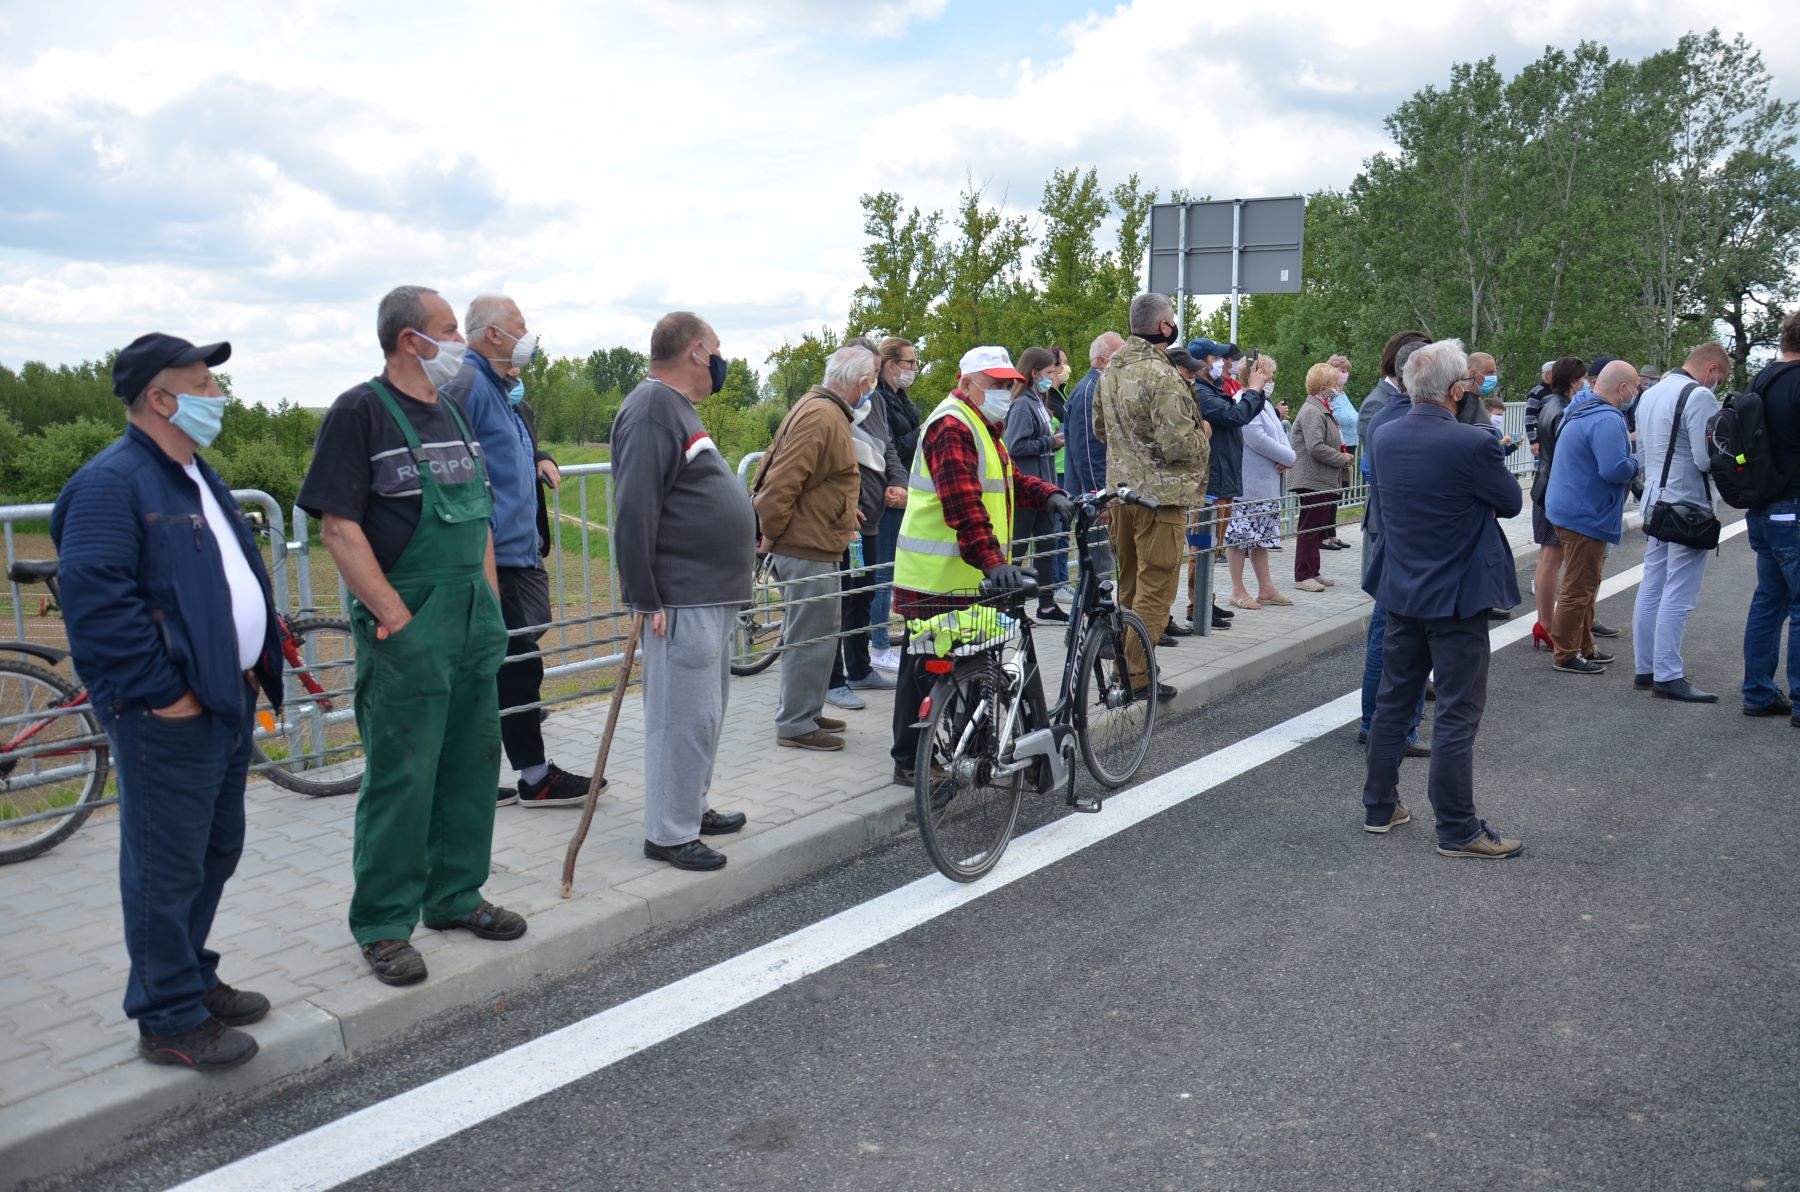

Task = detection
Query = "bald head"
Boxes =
[1682,342,1731,391]
[1594,360,1639,407]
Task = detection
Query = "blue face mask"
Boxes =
[1479,374,1498,395]
[507,381,526,406]
[1035,377,1053,394]
[169,393,227,448]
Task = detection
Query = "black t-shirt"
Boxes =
[1752,360,1800,499]
[297,375,487,572]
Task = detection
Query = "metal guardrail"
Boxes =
[0,401,1537,760]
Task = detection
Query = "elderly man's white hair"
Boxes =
[1402,338,1469,403]
[465,294,520,338]
[1089,331,1124,365]
[1128,292,1173,336]
[822,344,877,395]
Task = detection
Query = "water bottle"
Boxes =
[848,537,864,572]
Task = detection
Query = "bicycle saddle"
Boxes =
[7,559,59,585]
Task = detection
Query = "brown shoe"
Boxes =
[815,715,847,733]
[1364,803,1411,834]
[1437,828,1524,859]
[779,729,844,752]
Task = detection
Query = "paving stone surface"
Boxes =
[0,500,1539,1129]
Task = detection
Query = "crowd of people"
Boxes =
[42,288,1800,1073]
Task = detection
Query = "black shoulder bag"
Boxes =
[1643,383,1722,551]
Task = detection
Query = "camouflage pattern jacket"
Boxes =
[1093,334,1211,508]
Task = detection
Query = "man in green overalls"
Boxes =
[299,285,519,986]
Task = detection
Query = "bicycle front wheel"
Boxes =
[1073,609,1158,788]
[0,660,110,864]
[253,617,364,797]
[730,557,782,677]
[915,661,1023,883]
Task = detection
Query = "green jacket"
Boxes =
[1093,335,1210,507]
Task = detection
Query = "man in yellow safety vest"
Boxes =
[887,345,1074,786]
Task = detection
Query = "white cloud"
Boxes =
[0,0,1795,411]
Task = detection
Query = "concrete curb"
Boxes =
[4,539,1548,1187]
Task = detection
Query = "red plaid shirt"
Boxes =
[893,391,1060,617]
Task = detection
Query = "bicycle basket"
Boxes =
[904,591,1021,658]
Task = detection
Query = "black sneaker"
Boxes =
[1210,607,1232,629]
[1554,656,1609,675]
[424,901,527,940]
[362,939,427,985]
[1132,682,1177,703]
[138,1017,258,1070]
[201,983,270,1027]
[1591,622,1621,638]
[1584,650,1616,666]
[518,764,597,809]
[496,787,517,808]
[1035,604,1070,623]
[1744,695,1794,717]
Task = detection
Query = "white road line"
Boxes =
[175,524,1741,1192]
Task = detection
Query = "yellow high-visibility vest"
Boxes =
[893,396,1012,595]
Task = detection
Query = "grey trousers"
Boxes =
[1632,536,1711,682]
[771,553,842,738]
[641,604,733,847]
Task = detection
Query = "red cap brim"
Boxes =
[980,367,1025,382]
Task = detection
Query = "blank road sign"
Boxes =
[1145,195,1305,296]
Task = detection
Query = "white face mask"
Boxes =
[410,330,467,388]
[495,327,535,370]
[897,368,917,389]
[979,382,1014,422]
[1263,380,1275,396]
[1209,360,1224,379]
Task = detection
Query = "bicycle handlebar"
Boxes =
[1075,486,1160,513]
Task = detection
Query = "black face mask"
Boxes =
[1141,325,1175,346]
[707,353,728,395]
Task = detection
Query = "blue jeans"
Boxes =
[1361,601,1425,742]
[869,507,903,649]
[100,681,257,1036]
[1743,501,1800,707]
[1050,511,1071,587]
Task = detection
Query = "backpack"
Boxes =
[1707,362,1800,509]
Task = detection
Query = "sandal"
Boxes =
[1258,591,1295,606]
[1230,596,1262,610]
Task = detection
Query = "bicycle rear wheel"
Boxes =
[253,617,364,797]
[915,661,1023,883]
[0,660,110,864]
[730,556,782,676]
[1073,609,1158,788]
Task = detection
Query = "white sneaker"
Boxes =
[870,647,901,672]
[825,685,867,710]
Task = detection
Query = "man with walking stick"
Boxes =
[612,312,756,872]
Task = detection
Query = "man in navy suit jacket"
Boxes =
[1361,339,1524,859]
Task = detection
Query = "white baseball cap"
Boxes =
[958,345,1025,381]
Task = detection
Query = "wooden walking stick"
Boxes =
[561,612,645,898]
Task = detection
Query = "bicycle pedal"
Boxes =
[1066,793,1103,814]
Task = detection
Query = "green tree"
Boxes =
[847,192,948,343]
[917,183,1030,405]
[765,328,839,404]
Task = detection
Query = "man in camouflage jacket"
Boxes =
[1094,293,1210,697]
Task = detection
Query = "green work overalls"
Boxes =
[347,381,509,945]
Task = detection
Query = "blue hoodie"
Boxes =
[1543,392,1641,543]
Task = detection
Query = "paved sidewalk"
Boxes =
[0,500,1541,1185]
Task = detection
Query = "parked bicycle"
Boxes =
[730,552,783,676]
[908,486,1161,882]
[0,560,363,864]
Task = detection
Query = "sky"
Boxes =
[2,0,1797,407]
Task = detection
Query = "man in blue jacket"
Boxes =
[1361,339,1523,858]
[52,333,285,1069]
[1544,360,1644,674]
[445,295,593,809]
[1063,331,1122,497]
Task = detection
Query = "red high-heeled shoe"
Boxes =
[1531,622,1553,651]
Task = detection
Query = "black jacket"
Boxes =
[1195,378,1268,499]
[878,381,923,468]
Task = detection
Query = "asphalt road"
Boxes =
[47,528,1800,1192]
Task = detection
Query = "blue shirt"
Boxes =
[444,352,540,568]
[1331,391,1359,447]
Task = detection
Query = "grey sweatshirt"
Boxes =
[1635,371,1720,510]
[611,378,756,612]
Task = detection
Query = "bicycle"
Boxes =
[0,560,363,864]
[909,486,1162,883]
[730,552,783,676]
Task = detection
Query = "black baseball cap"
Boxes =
[1164,347,1199,372]
[1585,354,1617,379]
[111,333,231,402]
[1222,343,1243,360]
